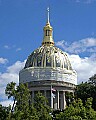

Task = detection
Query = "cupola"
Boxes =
[42,7,54,46]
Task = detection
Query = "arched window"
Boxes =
[56,57,60,67]
[37,56,42,66]
[46,57,51,66]
[46,30,50,36]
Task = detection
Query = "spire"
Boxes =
[42,8,54,46]
[47,7,50,23]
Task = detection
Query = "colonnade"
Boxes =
[31,90,67,110]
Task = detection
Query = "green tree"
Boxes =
[65,92,74,106]
[85,98,96,120]
[34,92,52,120]
[5,82,52,120]
[5,82,39,120]
[56,99,84,120]
[75,75,96,110]
[5,82,16,113]
[89,74,96,85]
[0,104,11,120]
[56,98,96,120]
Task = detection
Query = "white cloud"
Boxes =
[56,38,96,83]
[4,45,10,49]
[0,60,25,106]
[56,38,96,54]
[69,54,96,83]
[16,48,22,52]
[0,100,13,107]
[0,58,8,64]
[4,45,22,52]
[75,0,96,4]
[7,61,25,74]
[84,0,96,4]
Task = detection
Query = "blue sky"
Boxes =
[0,0,96,106]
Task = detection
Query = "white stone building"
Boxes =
[19,8,77,110]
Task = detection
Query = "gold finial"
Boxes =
[42,7,54,46]
[47,7,50,23]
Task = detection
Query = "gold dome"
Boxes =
[24,45,72,70]
[20,8,77,85]
[25,8,72,70]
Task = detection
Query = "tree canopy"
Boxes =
[4,82,52,120]
[56,98,96,120]
[75,74,96,110]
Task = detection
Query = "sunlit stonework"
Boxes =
[19,8,77,110]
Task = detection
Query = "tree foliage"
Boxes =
[4,82,52,120]
[75,74,96,110]
[56,98,96,120]
[89,74,96,85]
[65,91,74,106]
[0,104,11,120]
[34,92,52,120]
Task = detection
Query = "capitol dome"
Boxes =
[19,8,77,85]
[19,8,77,110]
[25,11,72,71]
[24,45,72,70]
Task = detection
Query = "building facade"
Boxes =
[19,9,77,110]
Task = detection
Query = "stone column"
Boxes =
[57,91,59,109]
[51,87,53,109]
[63,91,66,109]
[72,91,74,96]
[54,93,57,110]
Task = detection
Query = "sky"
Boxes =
[0,0,96,106]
